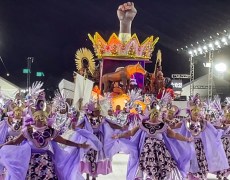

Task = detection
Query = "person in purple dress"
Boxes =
[113,107,193,180]
[0,109,89,180]
[174,94,229,180]
[79,102,112,180]
[0,102,25,179]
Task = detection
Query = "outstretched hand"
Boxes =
[117,2,137,23]
[187,136,194,142]
[79,142,90,149]
[112,134,120,139]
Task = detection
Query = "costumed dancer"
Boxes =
[213,97,230,179]
[161,103,181,128]
[0,94,89,180]
[98,94,137,165]
[79,100,112,180]
[174,94,229,180]
[126,89,145,130]
[0,94,25,179]
[113,104,193,180]
[61,97,103,180]
[51,91,72,134]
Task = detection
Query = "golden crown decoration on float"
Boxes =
[88,32,159,60]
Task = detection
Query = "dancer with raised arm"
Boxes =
[0,97,89,180]
[113,106,193,180]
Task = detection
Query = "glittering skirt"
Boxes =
[136,137,182,180]
[216,136,230,179]
[0,136,18,176]
[26,152,58,180]
[80,131,112,177]
[189,138,209,179]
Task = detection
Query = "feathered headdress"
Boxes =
[166,104,181,117]
[186,93,202,116]
[52,91,69,112]
[158,92,172,109]
[211,95,224,121]
[203,98,213,115]
[84,99,100,114]
[125,89,143,110]
[25,81,44,107]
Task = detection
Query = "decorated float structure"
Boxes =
[72,2,162,112]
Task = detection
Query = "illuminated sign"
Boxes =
[171,74,190,79]
[171,80,182,91]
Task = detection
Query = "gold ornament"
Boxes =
[88,32,159,60]
[75,48,95,75]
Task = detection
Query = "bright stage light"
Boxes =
[221,37,226,42]
[6,73,10,76]
[215,63,227,72]
[178,29,230,56]
[222,37,228,45]
[188,50,193,55]
[215,40,220,45]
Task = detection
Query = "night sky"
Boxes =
[0,0,230,93]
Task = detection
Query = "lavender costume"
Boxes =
[179,119,229,179]
[216,126,230,178]
[127,121,191,180]
[0,125,92,180]
[79,113,112,177]
[0,117,23,177]
[64,112,103,177]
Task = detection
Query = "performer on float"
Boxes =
[0,97,89,180]
[150,50,165,98]
[113,105,193,180]
[174,94,229,180]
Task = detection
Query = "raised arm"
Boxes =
[117,2,137,41]
[0,134,25,148]
[167,128,193,142]
[112,126,139,139]
[54,135,89,148]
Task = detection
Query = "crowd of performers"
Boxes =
[1,82,230,180]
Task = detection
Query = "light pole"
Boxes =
[27,57,34,90]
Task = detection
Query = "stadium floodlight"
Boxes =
[215,63,227,72]
[178,30,230,57]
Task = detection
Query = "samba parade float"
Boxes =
[73,2,161,112]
